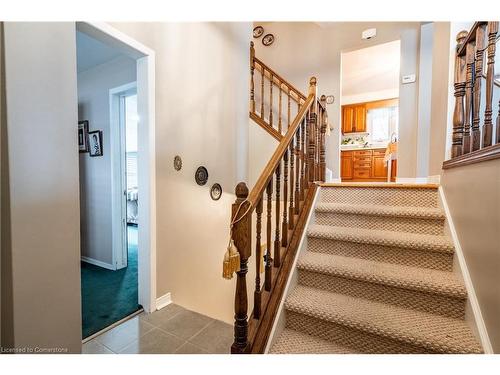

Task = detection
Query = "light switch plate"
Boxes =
[402,74,416,84]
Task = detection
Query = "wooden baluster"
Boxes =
[300,117,306,201]
[253,197,263,320]
[297,99,300,120]
[287,89,291,129]
[308,77,318,181]
[231,183,251,354]
[274,162,281,268]
[282,150,289,247]
[250,42,255,114]
[497,102,500,144]
[289,136,295,229]
[260,66,265,120]
[278,83,283,134]
[483,22,498,147]
[269,73,273,127]
[472,24,486,151]
[294,128,301,215]
[264,180,272,292]
[452,31,467,158]
[319,96,327,182]
[463,42,475,154]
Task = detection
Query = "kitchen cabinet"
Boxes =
[341,148,396,181]
[342,104,366,133]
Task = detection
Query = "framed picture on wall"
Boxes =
[88,130,103,157]
[78,120,89,153]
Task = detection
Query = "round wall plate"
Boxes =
[195,166,209,186]
[262,33,275,46]
[173,155,182,171]
[253,26,264,38]
[210,183,222,201]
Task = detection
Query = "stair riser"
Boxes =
[315,212,445,235]
[285,311,433,354]
[308,236,454,271]
[320,187,439,208]
[298,269,466,319]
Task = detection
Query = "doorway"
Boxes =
[76,22,156,340]
[339,40,400,182]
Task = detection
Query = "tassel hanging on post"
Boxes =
[222,239,241,280]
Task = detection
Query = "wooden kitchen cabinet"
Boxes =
[372,155,388,179]
[341,148,392,181]
[340,151,353,180]
[342,104,366,133]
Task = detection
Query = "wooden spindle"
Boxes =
[295,129,301,215]
[463,42,475,154]
[260,66,264,120]
[269,73,273,127]
[319,96,327,182]
[253,197,263,320]
[289,137,295,229]
[231,183,251,354]
[287,89,291,129]
[472,24,486,151]
[452,31,467,158]
[308,77,318,181]
[282,150,289,247]
[483,22,498,147]
[496,102,500,145]
[265,180,272,292]
[278,83,283,134]
[250,42,255,114]
[300,117,306,200]
[274,162,281,268]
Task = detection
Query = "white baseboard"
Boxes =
[396,176,440,184]
[81,256,115,270]
[439,186,493,353]
[427,175,441,184]
[156,292,172,311]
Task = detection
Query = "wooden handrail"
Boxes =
[231,72,327,354]
[447,21,500,166]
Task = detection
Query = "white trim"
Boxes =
[156,293,172,311]
[110,82,137,270]
[396,177,433,184]
[264,186,321,353]
[81,256,115,271]
[427,174,441,184]
[77,22,157,313]
[438,186,493,354]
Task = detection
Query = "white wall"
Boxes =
[248,119,279,189]
[77,55,136,266]
[2,22,82,353]
[109,22,251,323]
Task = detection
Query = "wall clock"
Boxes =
[253,26,264,38]
[195,166,209,186]
[262,33,275,46]
[210,183,222,201]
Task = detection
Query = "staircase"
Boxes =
[269,184,483,354]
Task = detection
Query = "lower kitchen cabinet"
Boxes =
[341,148,396,182]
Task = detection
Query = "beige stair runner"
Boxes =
[270,185,483,354]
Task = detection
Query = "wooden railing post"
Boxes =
[308,77,317,182]
[463,42,475,154]
[250,42,255,114]
[483,21,498,147]
[472,24,486,152]
[231,183,252,354]
[452,30,468,158]
[319,95,327,182]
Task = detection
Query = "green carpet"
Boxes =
[81,225,140,338]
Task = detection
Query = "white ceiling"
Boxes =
[76,31,124,73]
[341,40,400,98]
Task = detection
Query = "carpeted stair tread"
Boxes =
[315,202,445,219]
[307,224,454,254]
[285,285,482,354]
[297,252,466,298]
[270,328,357,354]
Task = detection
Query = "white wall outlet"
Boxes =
[402,74,416,84]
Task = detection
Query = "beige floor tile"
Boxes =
[119,328,184,354]
[96,316,155,353]
[188,320,233,354]
[158,310,214,340]
[139,303,185,327]
[82,339,114,354]
[174,342,209,354]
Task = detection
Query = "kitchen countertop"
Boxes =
[340,145,388,151]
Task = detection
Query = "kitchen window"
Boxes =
[367,105,398,143]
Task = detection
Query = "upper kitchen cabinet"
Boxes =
[342,103,366,133]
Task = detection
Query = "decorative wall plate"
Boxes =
[195,166,209,186]
[262,33,275,46]
[173,155,182,171]
[210,183,222,201]
[253,26,264,38]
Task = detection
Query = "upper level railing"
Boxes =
[445,21,500,169]
[250,41,307,141]
[229,74,328,353]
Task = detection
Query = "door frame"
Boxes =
[77,21,157,313]
[110,82,137,270]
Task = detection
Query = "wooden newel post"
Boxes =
[308,77,317,183]
[452,30,467,158]
[319,95,327,182]
[250,42,256,114]
[231,182,252,354]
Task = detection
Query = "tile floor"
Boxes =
[82,304,233,354]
